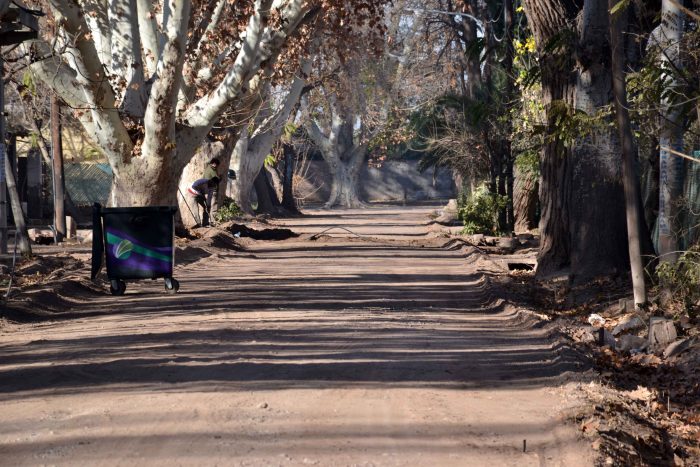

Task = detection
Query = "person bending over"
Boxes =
[188,176,220,227]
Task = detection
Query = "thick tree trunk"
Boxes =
[233,132,256,215]
[524,0,629,282]
[513,166,538,232]
[657,0,685,263]
[306,99,366,209]
[522,0,577,277]
[110,156,185,207]
[178,139,229,228]
[460,1,482,100]
[642,137,660,230]
[610,0,647,307]
[253,169,282,215]
[324,149,365,209]
[569,2,628,282]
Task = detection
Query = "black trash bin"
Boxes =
[91,204,179,295]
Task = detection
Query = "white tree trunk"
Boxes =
[36,0,313,211]
[306,99,367,209]
[234,58,311,213]
[658,0,685,263]
[108,0,146,117]
[178,140,227,227]
[325,148,365,208]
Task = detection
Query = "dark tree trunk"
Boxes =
[253,169,281,215]
[524,0,630,282]
[568,1,628,282]
[522,0,578,277]
[281,143,299,213]
[459,0,482,100]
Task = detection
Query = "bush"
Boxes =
[213,197,243,223]
[656,247,700,318]
[458,183,507,235]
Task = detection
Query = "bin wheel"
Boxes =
[164,277,179,294]
[110,279,126,296]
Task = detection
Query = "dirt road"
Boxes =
[0,205,593,466]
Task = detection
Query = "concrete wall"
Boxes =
[296,160,456,204]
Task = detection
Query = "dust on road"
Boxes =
[0,205,593,466]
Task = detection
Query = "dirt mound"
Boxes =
[227,223,298,241]
[2,277,106,322]
[209,232,247,251]
[176,246,212,264]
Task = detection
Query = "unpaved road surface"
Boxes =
[0,205,592,466]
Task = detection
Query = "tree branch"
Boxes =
[30,46,130,167]
[109,0,146,117]
[141,0,191,162]
[182,0,310,137]
[80,0,112,71]
[137,0,161,79]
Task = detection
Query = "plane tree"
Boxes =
[29,0,386,207]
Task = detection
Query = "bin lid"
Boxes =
[101,206,177,214]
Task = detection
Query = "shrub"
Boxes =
[458,183,508,235]
[656,247,700,318]
[214,197,243,223]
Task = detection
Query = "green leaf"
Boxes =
[264,154,276,168]
[609,0,631,16]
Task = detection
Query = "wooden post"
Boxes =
[51,95,66,242]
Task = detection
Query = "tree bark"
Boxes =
[503,0,516,232]
[513,165,538,232]
[4,151,31,255]
[36,0,313,212]
[522,0,578,277]
[657,0,685,263]
[234,59,311,214]
[233,130,255,214]
[177,139,228,228]
[610,0,647,307]
[306,100,366,209]
[51,96,66,242]
[281,142,299,213]
[253,168,282,215]
[567,0,628,282]
[523,0,629,282]
[324,150,365,208]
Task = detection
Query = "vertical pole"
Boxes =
[51,95,66,242]
[0,52,8,254]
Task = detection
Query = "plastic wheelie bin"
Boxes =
[91,203,179,295]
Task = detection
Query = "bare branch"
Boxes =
[141,0,191,162]
[137,0,161,78]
